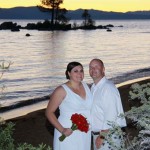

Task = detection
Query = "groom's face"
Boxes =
[89,60,105,80]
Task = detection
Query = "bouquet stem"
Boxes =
[71,123,78,131]
[59,124,77,142]
[59,134,66,141]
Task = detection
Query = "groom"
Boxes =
[89,58,126,150]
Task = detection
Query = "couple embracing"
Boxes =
[46,59,126,150]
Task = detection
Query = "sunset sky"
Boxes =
[0,0,150,12]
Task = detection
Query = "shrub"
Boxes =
[104,82,150,150]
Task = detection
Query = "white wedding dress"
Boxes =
[53,82,92,150]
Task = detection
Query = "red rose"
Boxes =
[59,113,89,141]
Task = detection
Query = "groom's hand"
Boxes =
[95,136,104,149]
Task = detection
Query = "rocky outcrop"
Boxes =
[0,20,120,31]
[0,21,21,31]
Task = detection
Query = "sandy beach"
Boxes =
[4,77,150,149]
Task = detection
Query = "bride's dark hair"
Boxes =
[65,62,83,79]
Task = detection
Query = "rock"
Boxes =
[107,29,112,32]
[26,33,30,36]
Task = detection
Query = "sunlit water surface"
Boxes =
[0,19,150,108]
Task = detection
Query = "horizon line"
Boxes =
[1,6,150,13]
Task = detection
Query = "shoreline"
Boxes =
[1,76,150,121]
[1,66,150,115]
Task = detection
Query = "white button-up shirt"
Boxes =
[91,77,126,132]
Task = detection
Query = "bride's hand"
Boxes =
[62,128,73,136]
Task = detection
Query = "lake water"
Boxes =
[0,19,150,111]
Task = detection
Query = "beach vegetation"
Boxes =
[0,121,52,150]
[104,82,150,150]
[0,60,13,107]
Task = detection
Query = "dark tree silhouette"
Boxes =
[82,9,90,26]
[40,0,63,25]
[56,8,69,24]
[82,9,95,27]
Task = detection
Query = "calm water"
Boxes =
[0,19,150,108]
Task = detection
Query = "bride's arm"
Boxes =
[45,86,72,136]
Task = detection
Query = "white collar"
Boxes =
[93,76,106,87]
[91,76,106,94]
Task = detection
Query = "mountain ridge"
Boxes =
[0,7,150,20]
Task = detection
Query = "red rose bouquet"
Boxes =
[59,113,89,141]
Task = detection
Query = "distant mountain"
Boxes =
[0,7,50,19]
[0,7,150,20]
[67,9,150,20]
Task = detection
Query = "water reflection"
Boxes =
[0,20,150,106]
